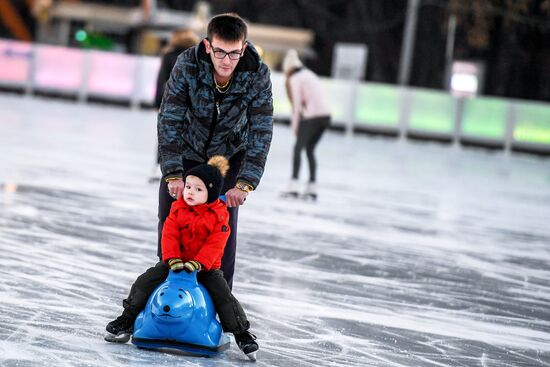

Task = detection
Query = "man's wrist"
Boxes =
[235,180,254,193]
[165,175,183,183]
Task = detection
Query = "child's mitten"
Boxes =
[168,258,184,273]
[183,260,202,273]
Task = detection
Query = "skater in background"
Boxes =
[281,49,331,200]
[154,28,199,110]
[157,13,273,289]
[106,157,259,360]
[148,28,199,183]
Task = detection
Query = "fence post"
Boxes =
[398,87,412,141]
[504,102,516,156]
[452,96,465,148]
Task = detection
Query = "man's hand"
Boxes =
[225,187,248,207]
[167,178,185,199]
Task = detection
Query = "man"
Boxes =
[157,13,273,289]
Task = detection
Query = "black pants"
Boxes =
[122,262,250,334]
[292,116,330,182]
[157,151,244,289]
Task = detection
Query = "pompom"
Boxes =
[207,155,229,177]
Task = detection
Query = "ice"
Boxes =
[1,94,549,366]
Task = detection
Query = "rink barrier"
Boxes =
[1,38,550,154]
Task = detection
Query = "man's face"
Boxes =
[204,36,247,79]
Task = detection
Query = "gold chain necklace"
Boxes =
[214,75,233,93]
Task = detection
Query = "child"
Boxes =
[105,156,259,359]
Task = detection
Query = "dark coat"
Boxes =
[157,40,273,188]
[154,47,188,109]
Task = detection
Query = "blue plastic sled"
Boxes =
[131,270,230,357]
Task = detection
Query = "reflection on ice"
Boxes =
[0,95,549,366]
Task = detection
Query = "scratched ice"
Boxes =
[0,94,549,367]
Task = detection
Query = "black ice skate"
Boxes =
[104,315,134,343]
[234,331,259,361]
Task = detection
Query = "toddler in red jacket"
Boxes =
[105,156,258,359]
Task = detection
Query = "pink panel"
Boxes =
[87,51,136,98]
[137,56,161,103]
[34,45,84,91]
[0,39,32,83]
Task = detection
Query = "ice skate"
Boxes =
[148,164,161,183]
[104,315,134,343]
[301,182,317,201]
[280,179,300,199]
[235,331,258,361]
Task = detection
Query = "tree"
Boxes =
[446,0,550,100]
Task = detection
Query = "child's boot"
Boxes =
[104,314,134,343]
[281,179,300,198]
[302,182,317,201]
[234,330,259,361]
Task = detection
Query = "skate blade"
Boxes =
[301,194,317,201]
[104,332,131,343]
[246,350,257,361]
[280,192,299,199]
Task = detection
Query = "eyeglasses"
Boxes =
[208,40,243,60]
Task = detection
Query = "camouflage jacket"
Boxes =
[157,40,273,188]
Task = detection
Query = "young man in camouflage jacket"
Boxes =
[157,13,273,289]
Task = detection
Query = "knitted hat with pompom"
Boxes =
[184,156,229,203]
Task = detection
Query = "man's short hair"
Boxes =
[207,13,247,42]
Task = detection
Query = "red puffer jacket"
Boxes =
[161,198,230,271]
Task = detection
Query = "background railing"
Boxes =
[2,38,549,154]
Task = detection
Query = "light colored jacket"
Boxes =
[288,68,331,132]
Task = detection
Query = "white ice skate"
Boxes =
[301,182,317,201]
[148,163,161,183]
[280,179,300,198]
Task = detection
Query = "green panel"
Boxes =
[273,97,291,116]
[355,84,399,126]
[331,102,348,121]
[409,90,454,133]
[514,103,550,144]
[328,82,353,121]
[461,98,507,139]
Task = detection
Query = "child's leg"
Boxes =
[198,269,259,359]
[197,269,249,333]
[121,262,169,319]
[106,262,169,342]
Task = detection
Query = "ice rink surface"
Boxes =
[0,94,549,367]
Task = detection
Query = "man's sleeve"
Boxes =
[238,63,274,188]
[157,53,190,178]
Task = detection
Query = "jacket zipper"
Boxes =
[203,94,219,158]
